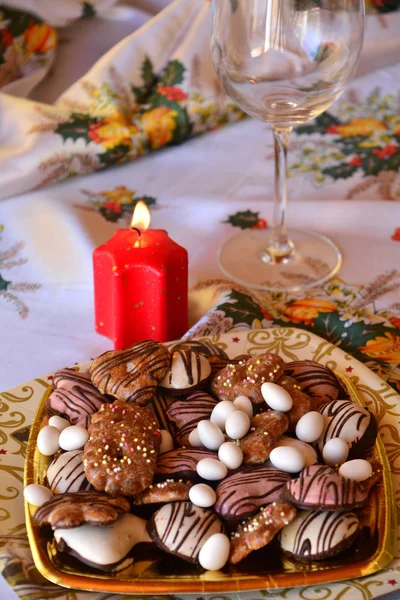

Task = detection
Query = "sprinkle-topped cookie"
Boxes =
[83,402,161,496]
[211,353,285,404]
[89,340,170,405]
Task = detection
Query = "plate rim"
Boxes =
[24,327,398,594]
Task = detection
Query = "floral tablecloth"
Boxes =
[1,0,400,599]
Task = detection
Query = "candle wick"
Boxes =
[131,227,141,237]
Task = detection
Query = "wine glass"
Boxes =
[211,0,364,291]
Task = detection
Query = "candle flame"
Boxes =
[131,201,151,230]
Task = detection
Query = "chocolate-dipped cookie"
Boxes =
[159,350,211,395]
[283,360,343,405]
[283,465,367,511]
[55,512,150,572]
[211,353,285,404]
[167,340,229,359]
[318,399,377,459]
[276,375,317,431]
[89,340,170,405]
[280,509,360,561]
[166,391,217,445]
[155,448,216,481]
[215,466,291,519]
[148,501,224,563]
[47,368,111,428]
[149,393,176,437]
[134,480,192,505]
[47,450,91,494]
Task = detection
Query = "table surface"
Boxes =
[1,1,400,599]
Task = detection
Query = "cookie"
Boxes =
[47,368,111,428]
[283,465,367,511]
[134,480,192,505]
[149,393,176,436]
[211,353,285,404]
[240,411,289,464]
[89,340,170,405]
[34,491,130,529]
[47,450,91,494]
[208,355,250,379]
[230,501,297,564]
[155,448,216,481]
[168,340,228,359]
[55,512,150,572]
[159,350,211,395]
[166,391,217,445]
[284,360,343,405]
[280,509,360,561]
[83,402,161,496]
[318,399,378,460]
[148,501,224,563]
[214,466,291,519]
[276,375,317,431]
[360,459,383,495]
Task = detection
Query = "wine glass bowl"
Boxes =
[211,0,365,291]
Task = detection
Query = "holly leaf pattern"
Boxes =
[0,274,10,291]
[159,60,186,86]
[322,163,358,179]
[55,114,97,144]
[224,210,260,229]
[132,56,157,104]
[98,144,131,166]
[296,112,340,135]
[82,2,96,18]
[216,290,265,327]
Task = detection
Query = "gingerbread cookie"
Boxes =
[240,411,289,464]
[208,355,250,379]
[155,448,216,481]
[284,360,343,405]
[47,368,111,428]
[34,491,130,529]
[83,402,161,496]
[55,512,150,572]
[89,340,170,405]
[134,480,192,504]
[277,375,317,431]
[230,501,297,564]
[283,465,367,511]
[280,509,359,561]
[214,466,291,519]
[318,399,377,459]
[47,450,91,494]
[211,353,285,404]
[166,391,217,445]
[168,340,229,359]
[148,501,224,563]
[159,350,211,395]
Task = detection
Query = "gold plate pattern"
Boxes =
[23,328,397,594]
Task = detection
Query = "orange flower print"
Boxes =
[157,86,188,102]
[88,113,139,150]
[389,316,400,329]
[141,107,178,149]
[328,118,387,137]
[23,23,57,54]
[372,145,398,159]
[284,298,338,325]
[359,333,400,364]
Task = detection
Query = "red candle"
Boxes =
[93,201,188,350]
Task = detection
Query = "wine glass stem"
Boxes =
[269,127,293,259]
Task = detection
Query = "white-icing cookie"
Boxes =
[47,450,91,494]
[54,513,149,567]
[159,350,211,394]
[281,509,359,560]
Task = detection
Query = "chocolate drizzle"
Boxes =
[167,340,229,359]
[283,465,367,511]
[160,350,211,393]
[150,393,176,436]
[167,392,217,444]
[148,501,224,563]
[215,466,291,519]
[155,448,216,480]
[284,360,341,403]
[47,450,91,494]
[48,369,110,427]
[89,341,170,405]
[281,509,359,561]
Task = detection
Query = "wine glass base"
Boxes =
[218,228,342,292]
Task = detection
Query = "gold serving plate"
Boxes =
[24,372,397,594]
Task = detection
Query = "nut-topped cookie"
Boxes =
[83,402,161,496]
[89,340,170,405]
[211,352,285,404]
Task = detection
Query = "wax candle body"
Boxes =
[93,229,188,350]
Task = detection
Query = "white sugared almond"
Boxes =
[197,420,225,451]
[37,425,60,456]
[48,415,70,432]
[59,425,89,452]
[199,533,230,571]
[225,410,250,440]
[261,382,293,412]
[189,483,216,508]
[295,411,324,443]
[24,484,53,506]
[269,446,305,473]
[218,441,243,470]
[339,459,372,482]
[188,428,202,447]
[196,458,228,481]
[322,437,349,467]
[210,401,238,431]
[233,395,253,418]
